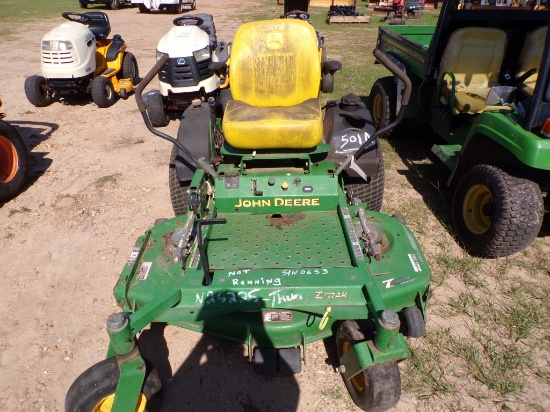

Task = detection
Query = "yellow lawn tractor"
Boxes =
[24,12,139,108]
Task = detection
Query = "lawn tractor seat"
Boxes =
[438,27,507,115]
[222,19,323,150]
[83,12,111,41]
[515,26,547,97]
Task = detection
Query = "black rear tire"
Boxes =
[121,52,139,85]
[24,75,52,107]
[111,0,120,9]
[91,76,117,108]
[344,147,384,211]
[79,0,88,8]
[138,4,150,12]
[65,357,162,412]
[0,121,28,202]
[191,0,197,10]
[403,307,425,338]
[452,164,543,258]
[169,145,190,216]
[146,93,169,127]
[336,320,401,411]
[368,76,397,138]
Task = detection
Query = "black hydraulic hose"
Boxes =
[355,48,412,159]
[134,53,204,170]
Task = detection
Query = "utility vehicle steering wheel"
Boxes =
[284,10,310,20]
[61,12,92,24]
[173,16,204,27]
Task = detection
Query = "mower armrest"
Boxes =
[322,60,342,75]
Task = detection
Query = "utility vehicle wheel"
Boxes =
[110,0,120,10]
[368,76,397,138]
[79,0,88,8]
[403,307,425,338]
[173,0,183,13]
[191,0,197,10]
[146,93,169,127]
[344,148,384,211]
[122,52,139,85]
[0,121,28,202]
[336,320,401,411]
[65,357,162,412]
[452,164,543,258]
[91,76,117,108]
[169,146,190,216]
[138,4,150,12]
[24,75,52,107]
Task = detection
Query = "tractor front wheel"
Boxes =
[91,76,117,108]
[110,0,120,10]
[0,121,28,202]
[122,52,140,85]
[24,75,52,107]
[169,146,190,216]
[452,164,543,258]
[344,147,384,211]
[65,357,162,412]
[336,320,401,411]
[146,92,169,127]
[368,76,396,138]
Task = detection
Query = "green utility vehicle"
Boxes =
[65,18,431,412]
[370,0,550,257]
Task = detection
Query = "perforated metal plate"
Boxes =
[208,212,351,270]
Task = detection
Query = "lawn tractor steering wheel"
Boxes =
[173,16,204,27]
[61,12,91,24]
[284,11,310,20]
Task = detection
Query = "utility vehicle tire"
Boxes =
[344,148,384,211]
[253,347,278,375]
[65,357,162,412]
[191,0,197,10]
[336,320,401,411]
[110,0,120,10]
[169,145,191,216]
[173,0,183,13]
[368,76,397,138]
[91,76,117,108]
[403,307,425,338]
[138,4,150,12]
[0,121,28,202]
[122,52,139,85]
[24,75,52,107]
[79,0,88,8]
[147,93,169,127]
[452,164,543,258]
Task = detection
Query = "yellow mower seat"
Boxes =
[516,26,547,97]
[439,27,507,115]
[222,19,323,150]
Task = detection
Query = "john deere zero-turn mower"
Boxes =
[65,19,431,412]
[24,12,139,108]
[0,97,28,202]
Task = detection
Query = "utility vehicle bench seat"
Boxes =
[439,27,507,114]
[222,19,323,149]
[516,26,547,97]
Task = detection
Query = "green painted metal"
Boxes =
[111,348,146,412]
[431,144,461,170]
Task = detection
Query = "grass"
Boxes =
[95,173,121,187]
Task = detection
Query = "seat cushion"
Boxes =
[516,26,547,96]
[222,98,323,149]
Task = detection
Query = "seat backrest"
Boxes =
[516,26,547,95]
[440,27,507,91]
[83,12,111,40]
[228,19,321,108]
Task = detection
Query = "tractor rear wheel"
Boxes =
[122,52,139,85]
[452,164,543,257]
[169,145,191,216]
[336,320,401,411]
[368,76,397,138]
[65,357,162,412]
[146,93,169,127]
[138,4,150,12]
[110,0,120,10]
[344,147,384,211]
[0,121,28,202]
[91,76,117,108]
[24,75,52,107]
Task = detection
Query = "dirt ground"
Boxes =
[0,1,548,412]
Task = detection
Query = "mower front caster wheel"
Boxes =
[0,121,28,202]
[65,357,162,412]
[336,320,401,411]
[24,75,52,107]
[91,76,117,108]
